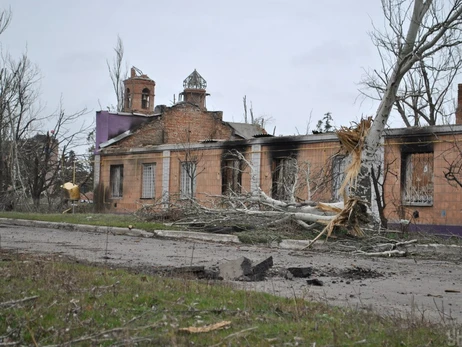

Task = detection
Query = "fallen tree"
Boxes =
[136,0,462,245]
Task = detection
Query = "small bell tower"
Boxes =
[122,67,156,114]
[179,69,209,109]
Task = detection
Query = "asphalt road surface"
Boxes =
[1,222,461,323]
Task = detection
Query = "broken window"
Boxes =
[180,161,196,199]
[402,152,434,206]
[272,157,297,201]
[125,88,132,109]
[141,88,150,109]
[332,155,347,200]
[222,158,242,194]
[141,163,156,199]
[110,165,123,198]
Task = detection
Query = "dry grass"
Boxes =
[0,249,456,346]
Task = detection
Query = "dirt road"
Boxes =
[1,222,461,323]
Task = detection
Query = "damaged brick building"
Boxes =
[94,68,462,234]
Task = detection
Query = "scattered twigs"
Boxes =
[42,323,161,347]
[211,327,258,347]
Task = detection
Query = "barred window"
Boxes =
[272,157,297,202]
[110,165,123,198]
[142,163,156,199]
[402,152,434,206]
[180,161,196,199]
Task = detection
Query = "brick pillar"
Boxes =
[162,150,170,207]
[93,154,100,189]
[250,144,261,194]
[457,84,462,125]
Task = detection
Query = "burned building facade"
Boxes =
[94,68,462,235]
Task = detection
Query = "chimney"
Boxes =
[457,84,462,125]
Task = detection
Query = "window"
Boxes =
[180,161,196,199]
[141,88,150,109]
[141,163,156,199]
[272,157,297,201]
[332,155,347,200]
[110,165,123,198]
[125,88,131,109]
[402,152,434,206]
[222,158,242,194]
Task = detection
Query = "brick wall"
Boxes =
[384,131,462,227]
[162,104,232,143]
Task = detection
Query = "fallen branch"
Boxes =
[0,295,39,308]
[354,249,407,257]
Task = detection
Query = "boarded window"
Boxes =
[110,165,123,198]
[180,161,196,199]
[272,157,297,201]
[332,155,347,200]
[222,159,242,194]
[141,163,156,199]
[141,88,150,109]
[402,152,433,206]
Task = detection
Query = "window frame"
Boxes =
[401,151,434,206]
[332,155,347,201]
[141,88,150,109]
[141,163,156,199]
[222,158,243,195]
[271,157,297,202]
[180,161,197,199]
[110,164,124,198]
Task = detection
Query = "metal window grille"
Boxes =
[142,163,156,199]
[272,157,297,201]
[403,152,434,206]
[110,165,123,198]
[180,162,196,199]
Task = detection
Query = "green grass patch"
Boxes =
[0,212,176,232]
[0,250,455,346]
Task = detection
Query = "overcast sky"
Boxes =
[2,0,408,139]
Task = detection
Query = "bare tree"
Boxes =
[362,45,462,126]
[17,98,90,208]
[175,126,205,201]
[107,35,127,112]
[355,0,462,210]
[0,50,42,206]
[0,7,11,36]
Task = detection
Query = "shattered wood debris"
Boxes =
[336,117,372,203]
[179,321,231,334]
